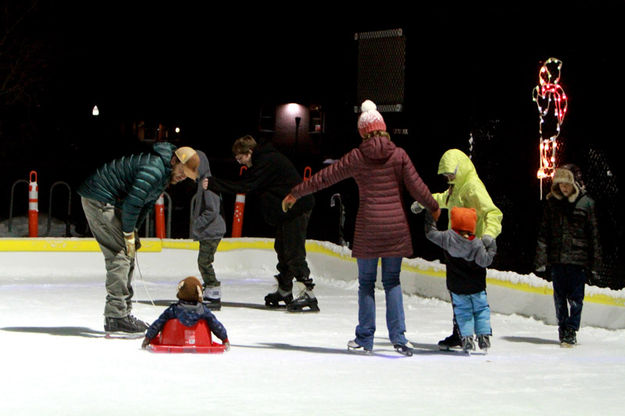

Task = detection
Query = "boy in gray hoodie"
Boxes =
[425,207,497,353]
[191,150,227,310]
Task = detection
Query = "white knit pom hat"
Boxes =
[357,100,386,138]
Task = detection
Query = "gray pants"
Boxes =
[198,239,221,287]
[81,197,135,318]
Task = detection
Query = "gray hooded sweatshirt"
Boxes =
[191,150,226,241]
[424,211,496,294]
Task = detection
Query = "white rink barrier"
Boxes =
[1,237,624,330]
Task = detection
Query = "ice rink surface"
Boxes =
[1,249,624,415]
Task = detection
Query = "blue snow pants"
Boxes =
[451,291,492,337]
[354,257,407,350]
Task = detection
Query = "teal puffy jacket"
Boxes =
[77,142,175,233]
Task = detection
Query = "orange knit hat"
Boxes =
[450,207,477,235]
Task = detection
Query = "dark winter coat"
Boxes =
[424,212,496,294]
[191,150,226,241]
[205,143,314,226]
[290,135,438,258]
[535,190,602,272]
[77,142,175,233]
[145,301,228,342]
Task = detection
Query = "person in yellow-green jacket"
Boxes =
[412,148,502,350]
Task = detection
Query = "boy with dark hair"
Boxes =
[203,135,317,312]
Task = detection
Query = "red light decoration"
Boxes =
[532,57,568,195]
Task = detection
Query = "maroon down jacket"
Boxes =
[290,135,438,258]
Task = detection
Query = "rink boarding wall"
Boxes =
[1,237,624,330]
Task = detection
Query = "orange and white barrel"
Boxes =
[28,171,38,237]
[154,193,165,238]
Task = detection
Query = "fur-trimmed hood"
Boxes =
[548,167,580,203]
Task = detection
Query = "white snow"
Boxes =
[1,243,625,415]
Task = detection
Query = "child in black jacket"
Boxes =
[425,207,497,353]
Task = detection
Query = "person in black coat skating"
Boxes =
[203,135,318,312]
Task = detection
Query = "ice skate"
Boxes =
[438,332,462,351]
[286,289,319,312]
[461,336,475,354]
[347,339,372,355]
[264,288,293,308]
[202,285,221,311]
[104,315,148,339]
[394,341,415,356]
[477,334,491,352]
[560,328,577,348]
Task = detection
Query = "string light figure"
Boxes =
[532,57,568,198]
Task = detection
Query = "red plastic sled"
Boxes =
[148,319,227,353]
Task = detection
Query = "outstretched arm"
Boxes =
[283,150,357,211]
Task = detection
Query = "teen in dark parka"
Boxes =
[535,165,602,346]
[203,136,317,311]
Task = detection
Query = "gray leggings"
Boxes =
[81,197,135,318]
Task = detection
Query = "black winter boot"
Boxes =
[104,315,148,336]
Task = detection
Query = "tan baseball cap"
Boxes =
[174,146,200,180]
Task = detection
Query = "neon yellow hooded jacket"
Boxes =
[433,149,503,238]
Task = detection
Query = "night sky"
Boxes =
[2,2,624,280]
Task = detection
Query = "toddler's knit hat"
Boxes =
[450,207,477,235]
[357,100,386,138]
[177,276,203,302]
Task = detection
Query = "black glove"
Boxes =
[141,336,150,349]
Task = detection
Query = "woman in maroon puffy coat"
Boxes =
[283,100,440,354]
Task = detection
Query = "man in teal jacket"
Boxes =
[413,149,503,349]
[78,142,199,335]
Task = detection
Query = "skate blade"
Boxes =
[347,346,372,355]
[560,342,575,348]
[265,302,288,309]
[439,345,462,352]
[395,348,414,357]
[286,302,320,313]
